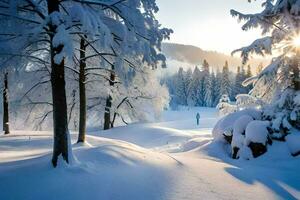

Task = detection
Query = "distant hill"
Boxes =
[161,43,269,73]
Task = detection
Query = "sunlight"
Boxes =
[292,35,300,48]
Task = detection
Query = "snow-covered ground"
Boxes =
[0,107,300,200]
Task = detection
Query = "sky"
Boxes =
[156,0,264,55]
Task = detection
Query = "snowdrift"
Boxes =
[0,131,178,200]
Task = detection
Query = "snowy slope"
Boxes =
[1,107,300,200]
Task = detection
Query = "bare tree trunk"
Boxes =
[47,0,69,167]
[103,65,115,130]
[3,72,9,134]
[77,39,86,143]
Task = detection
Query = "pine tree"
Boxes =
[245,65,253,93]
[202,60,210,106]
[175,68,189,105]
[188,66,202,106]
[210,71,217,106]
[220,61,231,99]
[213,68,222,106]
[204,72,214,107]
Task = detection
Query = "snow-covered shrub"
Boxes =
[245,120,271,158]
[231,115,254,158]
[261,89,296,141]
[286,130,300,157]
[216,94,237,116]
[212,108,261,143]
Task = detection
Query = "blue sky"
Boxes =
[156,0,263,54]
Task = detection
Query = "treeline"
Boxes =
[163,60,255,109]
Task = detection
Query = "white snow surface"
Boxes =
[232,115,254,149]
[245,120,270,145]
[1,107,300,200]
[286,129,300,155]
[212,108,261,141]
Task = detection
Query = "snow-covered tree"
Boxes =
[202,60,211,106]
[175,67,190,105]
[213,68,223,106]
[220,61,231,99]
[204,72,214,107]
[187,66,202,106]
[213,0,300,158]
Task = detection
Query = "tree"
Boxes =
[202,60,210,106]
[213,68,222,106]
[231,0,300,142]
[2,71,9,134]
[231,1,300,98]
[220,61,231,98]
[187,66,202,106]
[204,72,214,107]
[77,39,87,142]
[175,67,190,105]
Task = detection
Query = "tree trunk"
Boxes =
[103,65,115,130]
[47,0,69,167]
[3,72,9,135]
[293,52,300,91]
[77,39,86,143]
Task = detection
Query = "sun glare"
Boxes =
[292,35,300,48]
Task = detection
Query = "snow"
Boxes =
[231,115,254,150]
[245,120,270,145]
[1,107,300,200]
[233,115,254,136]
[212,108,261,141]
[286,130,300,156]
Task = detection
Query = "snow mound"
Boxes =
[232,115,254,149]
[233,115,254,136]
[180,138,211,152]
[98,124,194,151]
[212,109,262,141]
[286,130,300,156]
[245,120,270,145]
[0,131,177,200]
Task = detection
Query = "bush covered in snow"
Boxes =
[231,115,254,158]
[212,108,261,143]
[213,109,272,159]
[216,94,237,116]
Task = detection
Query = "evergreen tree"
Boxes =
[245,65,253,93]
[175,68,189,105]
[233,66,243,99]
[210,71,217,106]
[188,66,202,106]
[220,61,231,99]
[202,60,210,106]
[204,72,214,107]
[213,68,222,106]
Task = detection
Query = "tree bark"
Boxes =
[47,0,69,167]
[77,39,86,143]
[293,52,300,91]
[3,72,9,135]
[103,65,115,130]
